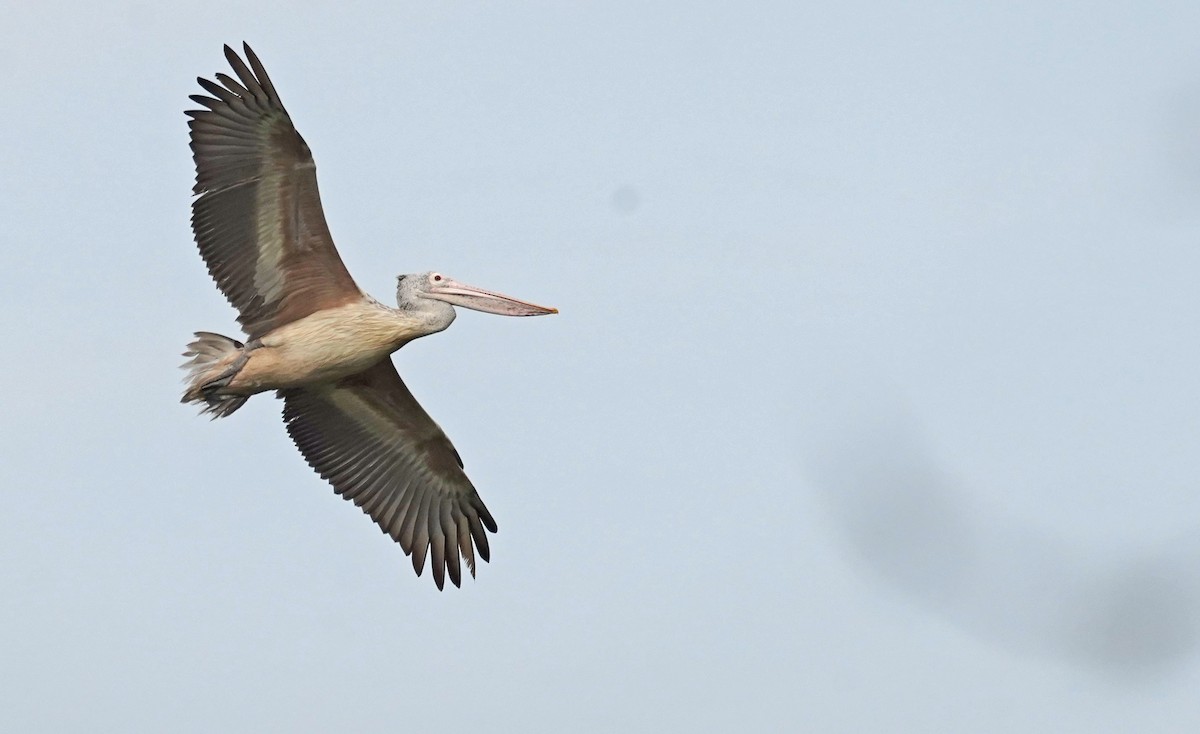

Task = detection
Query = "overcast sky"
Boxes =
[4,1,1200,731]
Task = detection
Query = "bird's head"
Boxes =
[396,272,557,329]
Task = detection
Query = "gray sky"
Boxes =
[4,1,1200,731]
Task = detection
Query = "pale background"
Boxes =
[3,1,1200,731]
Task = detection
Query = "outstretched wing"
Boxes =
[280,360,499,590]
[187,43,362,339]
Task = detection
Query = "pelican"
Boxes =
[181,44,556,590]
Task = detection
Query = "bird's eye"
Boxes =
[432,274,443,282]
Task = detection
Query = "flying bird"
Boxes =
[181,43,556,590]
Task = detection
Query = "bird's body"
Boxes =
[181,44,555,589]
[186,299,432,396]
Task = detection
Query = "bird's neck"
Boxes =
[383,300,455,346]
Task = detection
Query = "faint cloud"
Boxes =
[609,185,641,214]
[795,362,1200,682]
[808,422,974,607]
[1162,81,1200,202]
[1064,558,1200,678]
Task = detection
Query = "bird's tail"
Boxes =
[181,331,250,418]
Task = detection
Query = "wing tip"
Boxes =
[242,41,261,66]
